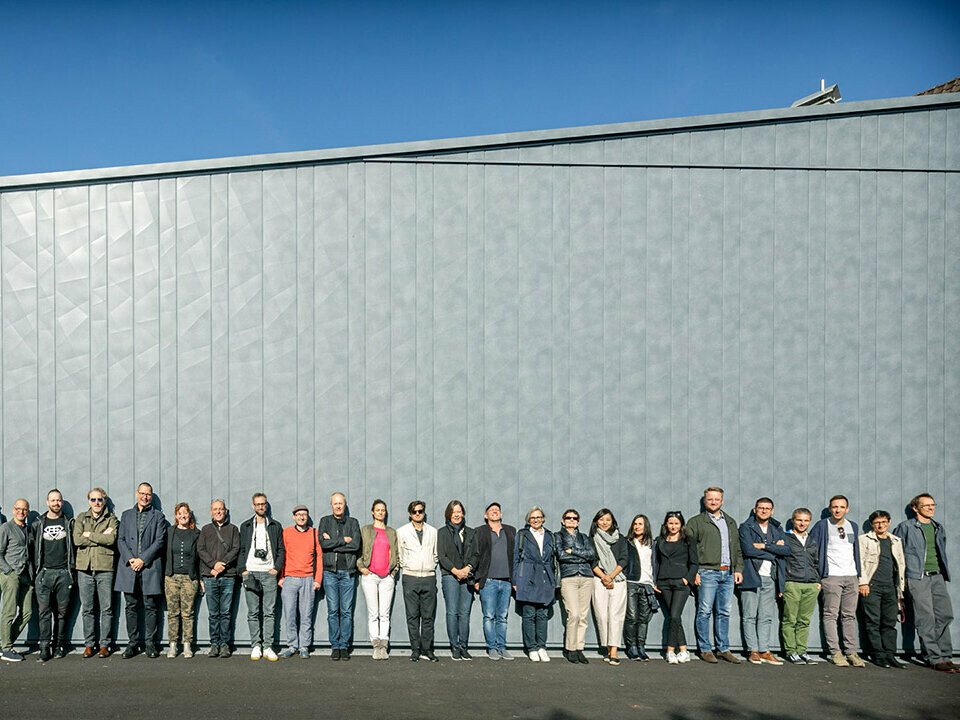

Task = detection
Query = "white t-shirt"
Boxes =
[826,519,857,576]
[634,539,655,585]
[245,520,274,573]
[758,524,773,577]
[531,527,546,554]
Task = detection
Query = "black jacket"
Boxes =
[31,514,75,573]
[624,537,653,583]
[652,536,698,586]
[783,532,820,584]
[473,523,516,589]
[555,529,597,578]
[238,516,285,573]
[165,526,200,579]
[437,524,479,579]
[197,522,241,577]
[591,535,630,575]
[317,514,361,572]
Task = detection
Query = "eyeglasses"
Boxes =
[253,502,267,507]
[529,516,544,521]
[89,498,105,504]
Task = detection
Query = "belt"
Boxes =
[718,566,730,571]
[922,570,940,577]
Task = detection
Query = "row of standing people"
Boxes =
[0,484,954,672]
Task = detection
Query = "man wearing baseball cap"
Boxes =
[279,505,323,658]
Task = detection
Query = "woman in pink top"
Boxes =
[357,499,399,659]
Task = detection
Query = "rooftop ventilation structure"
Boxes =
[791,79,841,107]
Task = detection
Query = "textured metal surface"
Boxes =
[1,100,958,651]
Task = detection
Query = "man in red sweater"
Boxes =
[279,505,323,658]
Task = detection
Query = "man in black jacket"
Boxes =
[318,492,361,660]
[198,499,241,658]
[238,493,284,661]
[473,502,516,660]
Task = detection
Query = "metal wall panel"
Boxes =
[1,104,957,651]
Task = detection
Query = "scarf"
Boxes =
[446,519,465,552]
[594,528,625,582]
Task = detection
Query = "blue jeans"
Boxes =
[77,570,114,646]
[203,575,236,647]
[520,602,551,651]
[479,579,511,651]
[740,575,777,652]
[441,574,474,649]
[323,570,356,650]
[281,576,317,650]
[695,569,735,653]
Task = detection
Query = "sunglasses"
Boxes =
[563,515,579,521]
[837,526,846,540]
[412,509,425,515]
[89,498,105,504]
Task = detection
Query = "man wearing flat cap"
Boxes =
[279,505,323,658]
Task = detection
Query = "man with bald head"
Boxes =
[319,492,361,660]
[0,499,34,661]
[197,499,241,658]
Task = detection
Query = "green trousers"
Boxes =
[0,571,34,651]
[781,581,820,654]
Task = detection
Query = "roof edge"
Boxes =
[3,92,958,190]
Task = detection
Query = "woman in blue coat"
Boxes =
[513,506,557,662]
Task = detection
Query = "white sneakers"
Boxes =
[250,645,263,660]
[529,651,540,662]
[677,649,691,663]
[538,648,550,662]
[263,647,278,662]
[666,650,679,664]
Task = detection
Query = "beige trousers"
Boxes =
[559,576,593,650]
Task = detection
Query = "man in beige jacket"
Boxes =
[858,510,906,669]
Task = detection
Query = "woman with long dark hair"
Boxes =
[624,514,655,661]
[437,500,478,660]
[653,511,698,664]
[590,508,629,665]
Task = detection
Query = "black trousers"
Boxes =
[658,578,690,648]
[124,575,161,648]
[36,568,73,649]
[862,582,898,659]
[402,574,437,652]
[624,582,653,649]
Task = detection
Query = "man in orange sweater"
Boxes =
[279,505,323,658]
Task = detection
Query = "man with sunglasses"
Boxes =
[397,500,439,662]
[73,487,119,658]
[0,499,34,662]
[809,494,865,667]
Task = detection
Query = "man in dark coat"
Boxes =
[115,482,168,658]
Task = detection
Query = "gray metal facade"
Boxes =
[1,93,958,650]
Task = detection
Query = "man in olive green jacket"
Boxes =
[686,487,744,663]
[73,488,119,657]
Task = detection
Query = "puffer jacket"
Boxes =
[859,531,906,598]
[783,531,820,584]
[73,509,119,572]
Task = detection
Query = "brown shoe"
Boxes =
[83,646,96,659]
[718,651,742,664]
[98,647,111,658]
[759,651,784,665]
[932,662,956,672]
[748,651,762,664]
[699,651,719,663]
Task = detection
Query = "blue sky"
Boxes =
[1,0,957,176]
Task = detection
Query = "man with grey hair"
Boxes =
[319,492,360,660]
[0,499,34,662]
[73,487,119,658]
[198,499,240,658]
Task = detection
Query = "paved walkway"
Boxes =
[2,650,958,719]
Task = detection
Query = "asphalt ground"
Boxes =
[2,649,958,720]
